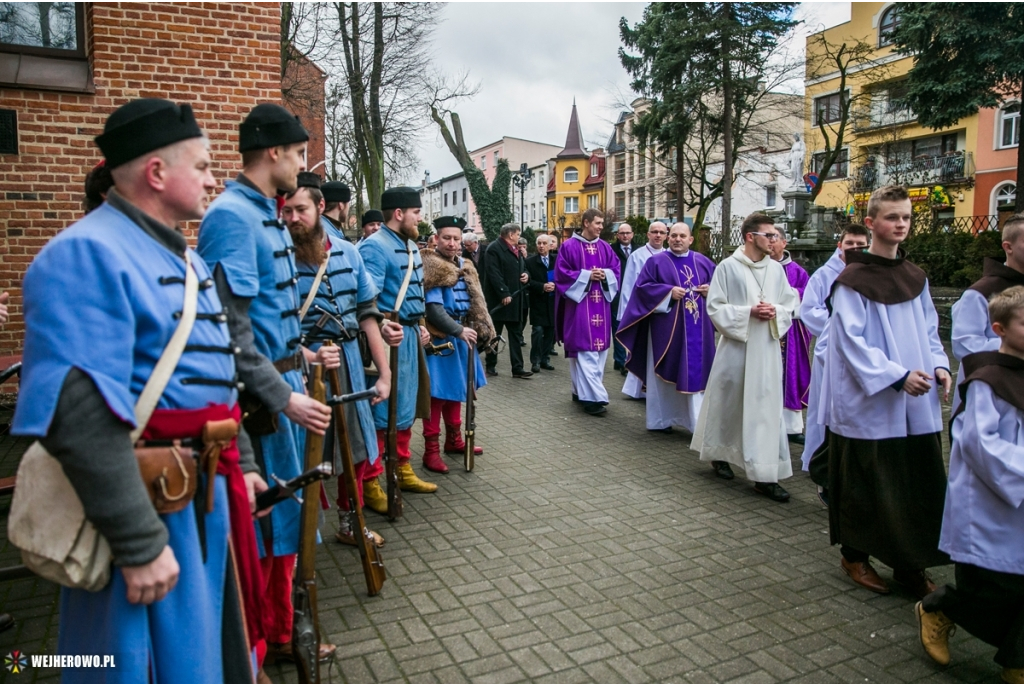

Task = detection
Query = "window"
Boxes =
[614,191,625,217]
[912,134,957,159]
[564,197,579,214]
[590,162,598,178]
[814,91,847,125]
[452,191,457,206]
[878,6,901,47]
[0,2,83,55]
[462,188,467,202]
[765,185,777,208]
[480,156,486,170]
[444,192,448,207]
[538,170,544,186]
[531,204,536,221]
[1000,103,1020,149]
[638,156,646,180]
[995,183,1017,213]
[493,151,500,165]
[811,149,849,179]
[563,167,579,183]
[627,189,634,216]
[637,187,646,216]
[588,194,599,210]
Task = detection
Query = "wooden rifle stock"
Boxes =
[465,345,476,472]
[385,312,403,520]
[293,364,325,683]
[324,342,386,596]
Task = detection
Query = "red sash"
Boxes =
[142,403,265,647]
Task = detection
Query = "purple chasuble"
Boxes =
[781,257,812,410]
[554,233,621,358]
[617,250,716,392]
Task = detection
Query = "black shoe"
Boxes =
[649,427,673,434]
[485,368,497,377]
[520,341,527,347]
[0,613,13,634]
[572,393,580,403]
[541,363,555,370]
[619,367,628,376]
[754,482,791,502]
[613,361,623,371]
[512,371,534,379]
[788,433,805,445]
[531,364,540,373]
[548,350,558,357]
[712,461,734,480]
[816,486,829,508]
[583,402,607,416]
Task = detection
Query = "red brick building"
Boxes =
[0,3,324,356]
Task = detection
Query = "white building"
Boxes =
[467,136,563,233]
[513,160,551,233]
[704,145,793,236]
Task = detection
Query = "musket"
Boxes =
[384,312,403,521]
[323,341,386,596]
[464,343,477,472]
[293,364,326,683]
[254,463,333,513]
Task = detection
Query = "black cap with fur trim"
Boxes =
[95,98,204,169]
[433,216,467,231]
[361,209,384,226]
[296,172,321,189]
[321,181,351,204]
[238,103,308,153]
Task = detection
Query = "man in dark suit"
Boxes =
[610,223,634,373]
[482,223,532,378]
[462,231,481,266]
[525,234,557,373]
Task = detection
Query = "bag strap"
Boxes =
[391,245,415,317]
[297,254,330,321]
[129,252,200,443]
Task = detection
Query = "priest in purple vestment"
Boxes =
[618,223,716,432]
[555,208,621,416]
[772,233,812,443]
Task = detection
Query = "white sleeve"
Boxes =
[617,255,640,319]
[952,289,1000,361]
[957,383,1024,508]
[921,285,951,371]
[564,270,591,303]
[800,271,832,338]
[831,284,908,396]
[707,264,750,342]
[602,269,618,302]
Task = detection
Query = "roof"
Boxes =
[557,100,589,160]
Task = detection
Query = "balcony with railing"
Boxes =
[852,151,974,193]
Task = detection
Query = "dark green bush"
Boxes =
[903,229,1005,287]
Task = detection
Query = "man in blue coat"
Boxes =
[197,103,335,665]
[358,187,436,494]
[419,216,494,473]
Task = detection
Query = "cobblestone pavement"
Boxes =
[0,350,1004,683]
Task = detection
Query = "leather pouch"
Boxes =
[134,443,198,515]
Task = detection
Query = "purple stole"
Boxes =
[781,259,812,410]
[554,234,621,357]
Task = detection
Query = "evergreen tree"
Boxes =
[891,2,1024,211]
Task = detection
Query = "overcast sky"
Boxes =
[410,1,852,184]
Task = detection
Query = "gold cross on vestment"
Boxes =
[589,290,603,303]
[585,244,597,255]
[590,315,604,327]
[594,338,605,350]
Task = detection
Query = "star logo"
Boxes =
[6,651,28,674]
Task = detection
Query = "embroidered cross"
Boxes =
[585,244,597,255]
[589,289,603,303]
[594,338,605,350]
[590,315,604,327]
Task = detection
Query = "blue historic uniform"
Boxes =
[425,256,486,401]
[358,226,424,431]
[298,221,380,463]
[13,201,239,683]
[197,179,306,558]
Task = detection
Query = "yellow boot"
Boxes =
[397,462,437,493]
[1003,668,1024,684]
[915,602,955,666]
[362,478,389,515]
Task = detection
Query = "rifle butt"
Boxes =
[385,314,404,520]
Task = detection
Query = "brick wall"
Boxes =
[0,2,283,356]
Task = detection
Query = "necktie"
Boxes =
[542,256,549,268]
[624,246,631,257]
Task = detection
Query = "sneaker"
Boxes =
[915,602,955,666]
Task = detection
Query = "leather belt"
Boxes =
[398,318,421,327]
[273,352,303,374]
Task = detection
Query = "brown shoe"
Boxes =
[894,569,938,599]
[1003,667,1024,684]
[265,641,337,664]
[916,601,955,666]
[841,557,890,594]
[335,527,385,548]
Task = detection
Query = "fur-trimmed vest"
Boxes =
[421,249,496,343]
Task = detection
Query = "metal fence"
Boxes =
[827,213,1000,239]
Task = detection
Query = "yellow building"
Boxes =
[804,2,978,221]
[548,101,605,239]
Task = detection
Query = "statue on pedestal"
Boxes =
[788,132,806,190]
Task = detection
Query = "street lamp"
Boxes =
[512,162,532,229]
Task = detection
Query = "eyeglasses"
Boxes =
[751,232,780,241]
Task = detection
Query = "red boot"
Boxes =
[421,436,448,473]
[444,424,483,455]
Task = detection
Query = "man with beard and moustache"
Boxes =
[320,180,352,240]
[419,216,493,473]
[358,187,437,495]
[282,172,395,547]
[616,221,668,398]
[691,214,799,502]
[770,230,813,445]
[618,222,716,434]
[198,103,335,669]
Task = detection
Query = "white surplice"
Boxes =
[797,249,844,468]
[645,336,702,431]
[618,244,664,399]
[692,247,799,482]
[950,288,1000,414]
[821,281,949,440]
